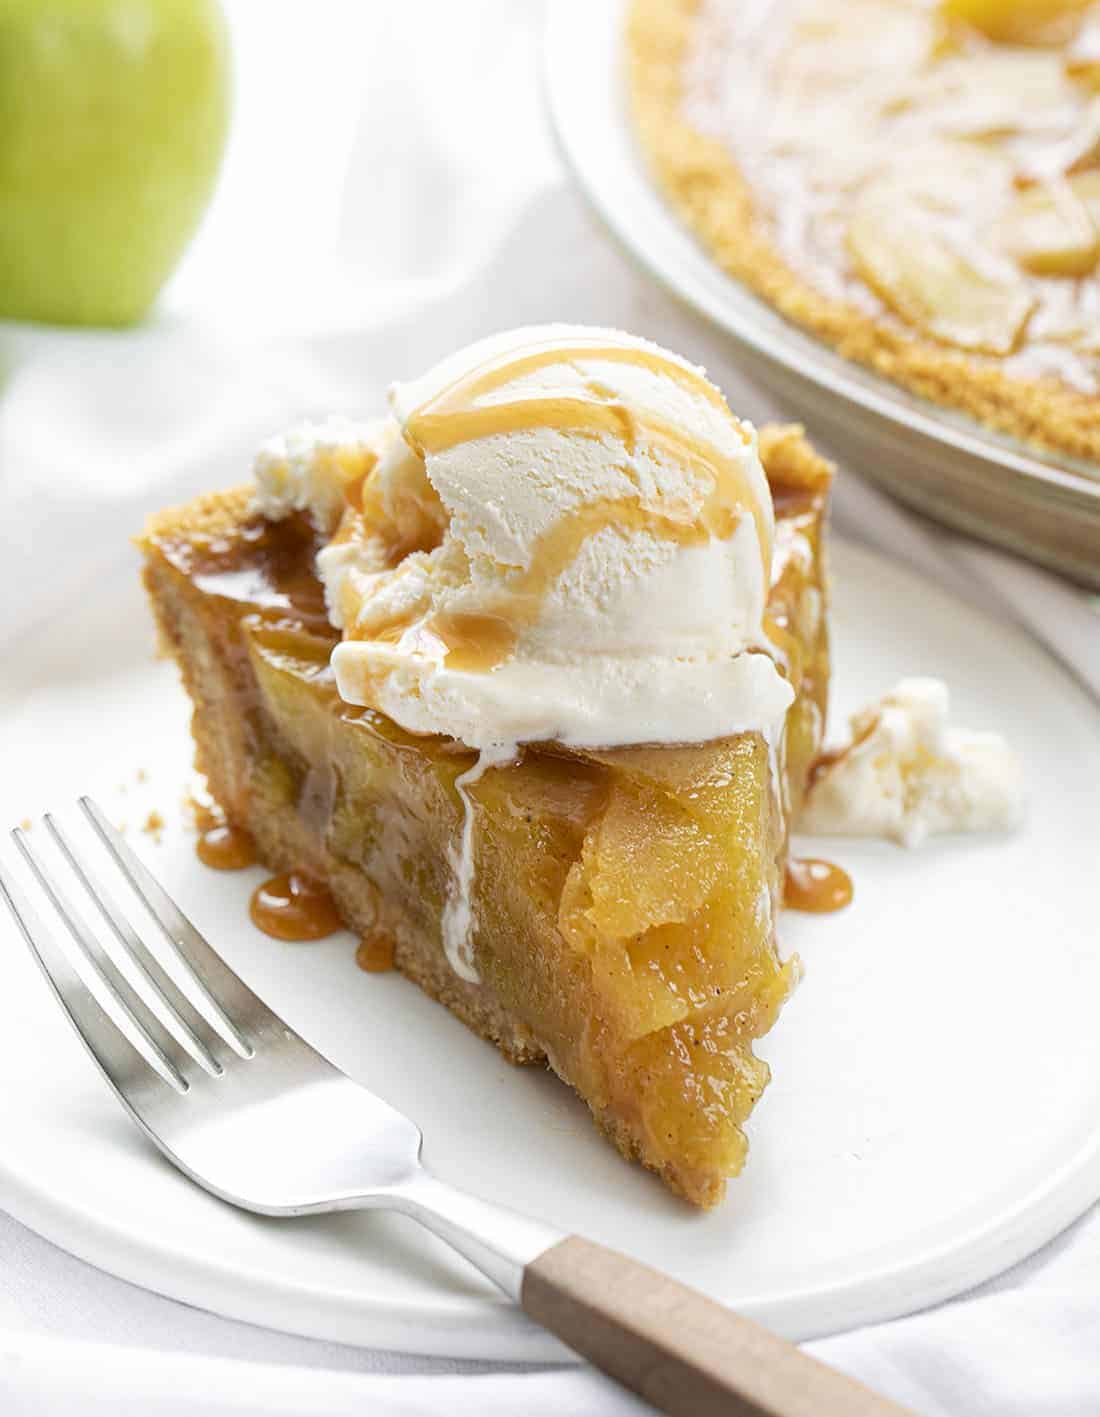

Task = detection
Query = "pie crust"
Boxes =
[139,424,833,1207]
[627,0,1100,466]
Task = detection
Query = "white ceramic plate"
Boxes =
[543,0,1100,588]
[1,540,1098,1360]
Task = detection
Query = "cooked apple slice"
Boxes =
[996,180,1100,274]
[940,0,1091,45]
[847,194,1035,354]
[927,51,1072,137]
[1017,95,1100,186]
[883,140,1011,212]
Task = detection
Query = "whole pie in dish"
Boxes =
[628,0,1100,466]
[139,327,833,1208]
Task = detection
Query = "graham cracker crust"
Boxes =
[626,0,1100,467]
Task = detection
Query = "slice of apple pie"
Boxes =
[140,327,832,1207]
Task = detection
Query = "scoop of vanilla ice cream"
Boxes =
[318,325,792,753]
[799,678,1025,846]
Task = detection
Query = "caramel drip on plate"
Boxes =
[249,872,343,941]
[356,930,396,973]
[195,823,257,871]
[784,858,854,914]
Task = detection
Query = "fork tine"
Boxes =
[44,813,224,1078]
[80,797,256,1058]
[0,851,185,1097]
[12,829,191,1091]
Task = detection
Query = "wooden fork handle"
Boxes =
[522,1237,910,1417]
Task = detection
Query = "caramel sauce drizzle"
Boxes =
[195,822,257,871]
[329,507,368,548]
[431,608,518,672]
[406,401,767,562]
[353,488,716,672]
[356,930,396,973]
[808,716,881,788]
[358,452,448,566]
[379,339,771,675]
[785,857,853,914]
[430,493,715,672]
[447,338,731,410]
[762,609,804,690]
[249,872,343,941]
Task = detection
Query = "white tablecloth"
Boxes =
[2,3,1099,1412]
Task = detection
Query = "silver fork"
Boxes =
[1,797,905,1417]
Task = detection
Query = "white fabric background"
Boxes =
[2,2,1099,1412]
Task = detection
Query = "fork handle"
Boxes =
[394,1173,906,1413]
[521,1237,910,1417]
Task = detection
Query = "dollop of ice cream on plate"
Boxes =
[799,678,1025,847]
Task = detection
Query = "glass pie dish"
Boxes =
[544,0,1100,587]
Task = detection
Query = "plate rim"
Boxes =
[542,0,1100,509]
[2,537,1100,1356]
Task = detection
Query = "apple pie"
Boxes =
[139,329,833,1207]
[628,0,1100,464]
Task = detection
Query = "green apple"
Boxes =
[0,0,230,327]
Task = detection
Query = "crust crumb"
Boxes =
[182,786,222,835]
